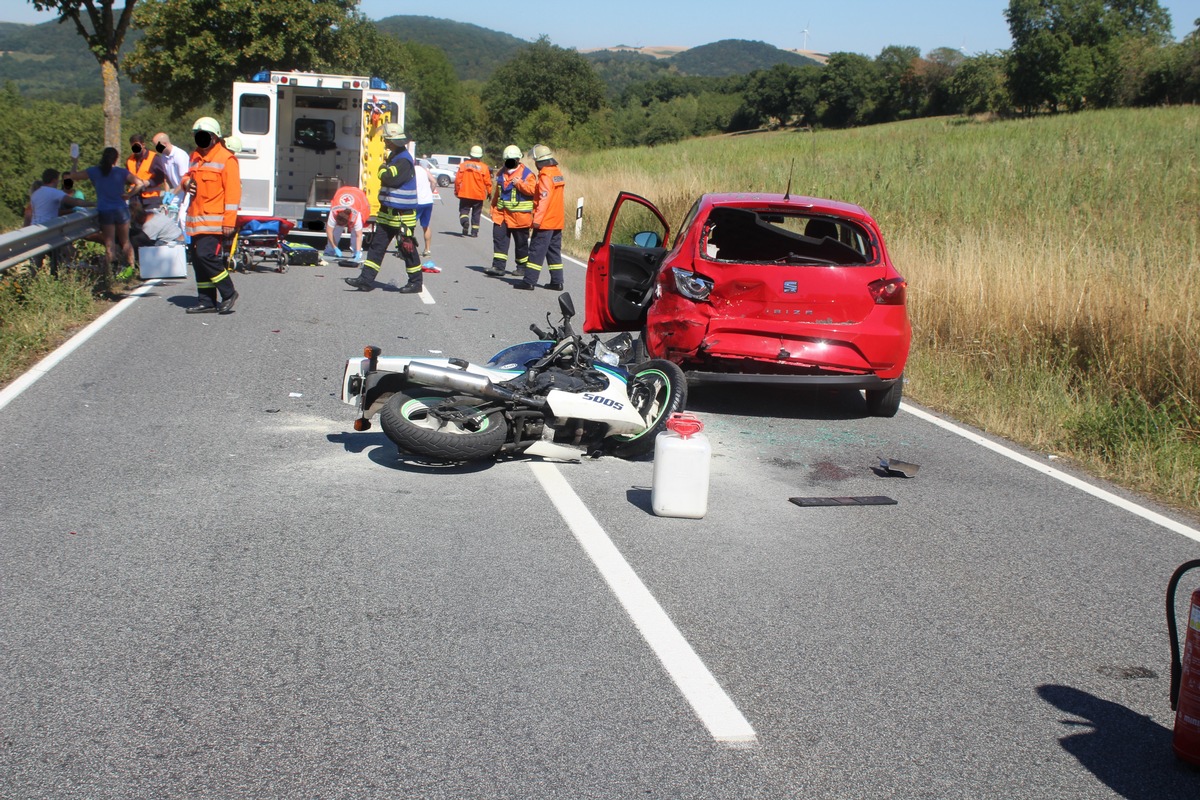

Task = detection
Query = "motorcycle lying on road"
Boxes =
[340,293,688,462]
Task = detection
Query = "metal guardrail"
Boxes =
[0,210,101,274]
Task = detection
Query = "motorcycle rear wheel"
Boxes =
[606,359,688,459]
[380,391,507,462]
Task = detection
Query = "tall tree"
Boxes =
[482,36,605,141]
[125,0,359,116]
[28,0,137,147]
[1006,0,1174,111]
[873,45,923,121]
[818,52,878,127]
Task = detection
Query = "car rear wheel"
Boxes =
[865,376,903,418]
[437,175,451,187]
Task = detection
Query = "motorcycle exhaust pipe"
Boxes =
[404,362,544,408]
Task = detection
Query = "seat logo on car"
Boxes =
[783,281,798,293]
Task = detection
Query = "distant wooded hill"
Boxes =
[0,14,823,103]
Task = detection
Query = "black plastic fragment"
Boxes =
[788,496,898,507]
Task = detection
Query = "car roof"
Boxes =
[697,192,873,221]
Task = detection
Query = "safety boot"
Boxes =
[398,278,423,294]
[345,265,376,291]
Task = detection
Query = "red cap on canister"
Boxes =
[666,412,703,438]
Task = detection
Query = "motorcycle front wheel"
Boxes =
[606,359,688,459]
[380,391,508,462]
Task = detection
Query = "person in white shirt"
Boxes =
[152,132,192,221]
[413,161,438,257]
[30,168,91,225]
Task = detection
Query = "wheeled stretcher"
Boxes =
[231,215,296,273]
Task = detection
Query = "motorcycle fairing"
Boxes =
[543,364,647,435]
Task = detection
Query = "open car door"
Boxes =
[584,191,671,333]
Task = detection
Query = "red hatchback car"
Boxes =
[584,191,912,416]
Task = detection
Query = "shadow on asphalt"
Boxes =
[625,487,653,514]
[684,384,873,422]
[1038,684,1200,798]
[327,430,492,474]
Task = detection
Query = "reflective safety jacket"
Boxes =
[126,152,165,205]
[532,163,566,230]
[454,158,492,202]
[491,165,536,228]
[379,150,418,210]
[185,142,240,237]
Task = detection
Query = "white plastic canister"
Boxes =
[651,412,711,519]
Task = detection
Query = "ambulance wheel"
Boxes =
[380,391,507,462]
[606,359,687,459]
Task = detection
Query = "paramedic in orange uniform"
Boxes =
[181,116,240,314]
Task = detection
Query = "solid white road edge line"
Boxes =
[529,461,759,748]
[900,402,1200,543]
[0,279,162,414]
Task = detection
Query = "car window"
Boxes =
[700,207,874,265]
[611,201,668,247]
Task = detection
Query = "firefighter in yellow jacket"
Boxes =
[515,144,566,291]
[181,117,239,314]
[486,144,537,277]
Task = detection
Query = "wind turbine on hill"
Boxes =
[802,22,810,51]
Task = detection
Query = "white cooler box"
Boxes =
[138,244,188,279]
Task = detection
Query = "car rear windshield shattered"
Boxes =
[702,207,873,266]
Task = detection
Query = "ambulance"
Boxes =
[230,70,406,233]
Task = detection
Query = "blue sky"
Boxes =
[3,1,1197,56]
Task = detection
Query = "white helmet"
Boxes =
[528,144,553,162]
[469,145,484,158]
[192,116,222,136]
[224,135,243,153]
[502,144,522,161]
[382,123,408,142]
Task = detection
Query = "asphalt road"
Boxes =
[3,204,1200,799]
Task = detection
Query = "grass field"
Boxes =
[562,107,1200,513]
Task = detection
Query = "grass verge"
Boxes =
[0,264,120,388]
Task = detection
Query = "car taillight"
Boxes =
[671,267,713,302]
[869,277,907,306]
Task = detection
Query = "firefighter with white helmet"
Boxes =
[454,145,491,238]
[181,115,240,314]
[486,144,537,278]
[345,123,423,293]
[516,143,566,291]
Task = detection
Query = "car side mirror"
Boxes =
[558,292,575,319]
[633,230,661,248]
